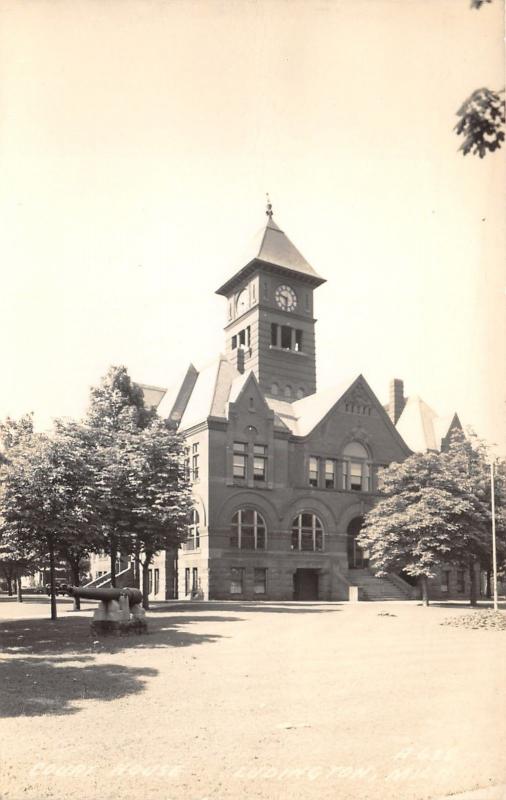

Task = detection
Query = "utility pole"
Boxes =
[490,461,498,612]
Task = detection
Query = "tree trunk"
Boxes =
[110,534,117,588]
[420,576,430,607]
[133,541,140,589]
[16,576,23,603]
[48,536,57,620]
[6,576,13,596]
[70,560,81,611]
[141,558,151,610]
[485,569,492,600]
[469,560,477,607]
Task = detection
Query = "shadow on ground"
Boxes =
[0,654,157,718]
[0,612,235,657]
[149,601,341,615]
[422,601,506,609]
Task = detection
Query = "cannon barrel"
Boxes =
[69,586,143,607]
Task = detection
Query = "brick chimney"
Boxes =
[389,378,405,424]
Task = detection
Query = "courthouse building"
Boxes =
[87,204,466,601]
[137,205,461,602]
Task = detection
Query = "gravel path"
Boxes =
[1,598,504,800]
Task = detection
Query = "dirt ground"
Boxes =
[0,596,505,800]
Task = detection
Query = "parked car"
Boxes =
[45,582,71,596]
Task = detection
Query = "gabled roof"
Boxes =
[177,357,236,431]
[146,363,409,450]
[216,216,325,296]
[396,396,461,452]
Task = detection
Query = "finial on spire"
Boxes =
[265,193,273,218]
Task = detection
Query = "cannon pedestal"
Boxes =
[69,586,148,636]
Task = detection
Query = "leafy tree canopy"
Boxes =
[455,87,505,157]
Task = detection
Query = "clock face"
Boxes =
[275,284,297,311]
[236,289,248,315]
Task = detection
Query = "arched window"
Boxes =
[284,384,293,399]
[186,509,200,550]
[296,387,305,399]
[230,509,266,550]
[342,442,371,492]
[271,383,279,396]
[291,513,324,552]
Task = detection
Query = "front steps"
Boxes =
[347,568,412,601]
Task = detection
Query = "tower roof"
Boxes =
[216,215,326,296]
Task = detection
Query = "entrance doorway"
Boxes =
[293,569,319,600]
[347,517,368,569]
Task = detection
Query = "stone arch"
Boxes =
[215,491,279,533]
[338,431,375,462]
[280,495,336,535]
[337,501,373,534]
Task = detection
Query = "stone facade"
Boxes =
[135,210,467,603]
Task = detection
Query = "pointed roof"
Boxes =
[396,396,462,453]
[141,363,411,450]
[216,216,325,296]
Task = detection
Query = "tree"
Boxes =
[0,421,101,619]
[455,0,505,156]
[0,540,36,601]
[455,88,505,157]
[0,415,38,602]
[443,429,506,604]
[85,365,155,586]
[357,451,475,606]
[50,419,103,610]
[121,418,192,609]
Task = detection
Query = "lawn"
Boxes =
[0,597,504,800]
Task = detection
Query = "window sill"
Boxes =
[269,346,307,356]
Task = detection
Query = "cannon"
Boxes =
[68,586,147,635]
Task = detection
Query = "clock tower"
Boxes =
[216,204,325,400]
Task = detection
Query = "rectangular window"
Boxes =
[254,568,267,595]
[192,567,198,592]
[183,446,191,478]
[191,442,199,481]
[263,281,268,299]
[350,462,362,491]
[148,569,153,594]
[281,325,292,349]
[325,459,336,489]
[457,570,465,593]
[441,570,451,593]
[304,294,310,311]
[185,568,190,595]
[230,567,244,595]
[271,323,278,346]
[253,444,267,481]
[154,568,160,596]
[295,329,303,352]
[231,335,237,350]
[233,442,247,479]
[309,456,319,487]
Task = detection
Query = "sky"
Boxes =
[0,0,505,452]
